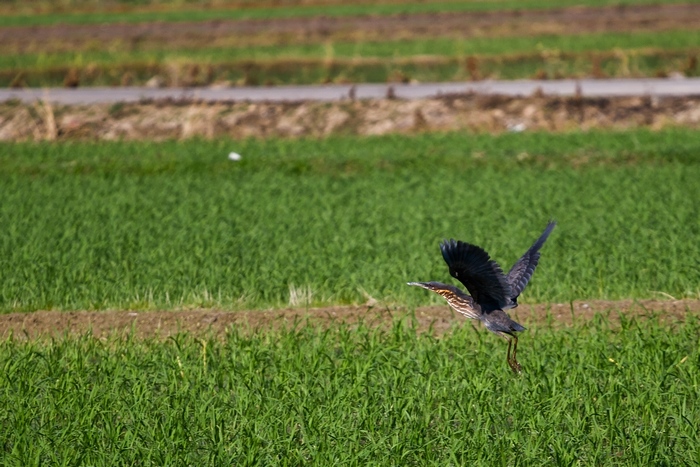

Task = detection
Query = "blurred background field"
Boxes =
[1,0,699,87]
[4,0,698,24]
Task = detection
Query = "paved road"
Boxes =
[2,78,700,104]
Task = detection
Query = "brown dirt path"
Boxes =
[1,299,698,340]
[3,4,700,53]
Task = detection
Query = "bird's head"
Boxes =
[407,281,477,318]
[407,281,466,298]
[407,281,447,292]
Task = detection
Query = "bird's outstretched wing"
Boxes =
[440,239,511,311]
[506,221,556,302]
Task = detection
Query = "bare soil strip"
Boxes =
[3,4,700,53]
[1,299,698,340]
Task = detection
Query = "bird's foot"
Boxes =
[508,358,522,374]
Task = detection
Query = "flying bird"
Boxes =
[408,221,556,373]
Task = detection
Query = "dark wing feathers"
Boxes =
[506,221,556,301]
[440,239,511,311]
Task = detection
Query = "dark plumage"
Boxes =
[439,240,510,312]
[408,221,556,373]
[505,221,556,308]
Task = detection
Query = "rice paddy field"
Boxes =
[1,129,700,463]
[2,1,700,464]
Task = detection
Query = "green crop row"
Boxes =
[2,0,696,28]
[1,129,699,313]
[7,29,700,68]
[4,51,697,88]
[4,30,698,87]
[2,315,699,464]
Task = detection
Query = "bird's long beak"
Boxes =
[407,282,430,290]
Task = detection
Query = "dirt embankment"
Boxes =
[3,94,700,141]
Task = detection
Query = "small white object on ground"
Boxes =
[228,152,242,161]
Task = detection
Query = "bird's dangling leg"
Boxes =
[505,336,515,373]
[502,334,521,374]
[509,335,522,374]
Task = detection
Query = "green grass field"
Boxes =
[2,129,699,313]
[2,316,699,465]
